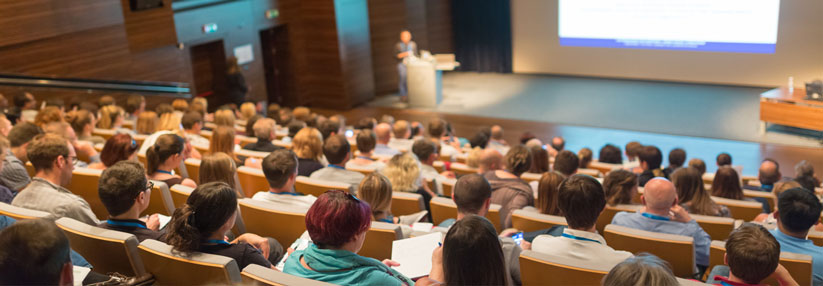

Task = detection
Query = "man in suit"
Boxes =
[395,29,417,102]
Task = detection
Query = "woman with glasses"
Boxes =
[165,182,284,269]
[284,190,414,286]
[88,134,139,170]
[146,134,196,188]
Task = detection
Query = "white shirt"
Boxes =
[138,130,176,155]
[185,133,210,147]
[309,166,365,189]
[388,138,414,152]
[440,143,461,161]
[252,191,317,209]
[345,160,386,172]
[532,228,633,269]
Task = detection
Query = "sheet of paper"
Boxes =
[399,211,428,225]
[276,238,312,271]
[73,266,91,286]
[157,214,172,230]
[391,232,442,278]
[411,222,433,232]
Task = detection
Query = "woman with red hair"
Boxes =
[88,134,139,170]
[283,190,413,285]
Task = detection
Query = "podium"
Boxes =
[407,54,458,108]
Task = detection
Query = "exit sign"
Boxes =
[265,9,279,19]
[202,23,218,34]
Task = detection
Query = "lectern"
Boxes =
[407,54,459,108]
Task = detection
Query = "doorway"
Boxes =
[189,40,227,111]
[260,25,294,106]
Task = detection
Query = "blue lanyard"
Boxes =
[357,156,373,161]
[378,218,394,224]
[156,170,173,175]
[561,233,602,244]
[270,191,302,196]
[106,220,147,229]
[205,239,231,246]
[328,164,346,170]
[641,212,671,221]
[718,280,734,286]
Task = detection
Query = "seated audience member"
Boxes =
[244,114,262,138]
[155,103,174,116]
[283,190,413,285]
[429,119,461,159]
[484,145,534,229]
[124,94,145,122]
[253,149,316,208]
[67,109,105,145]
[98,95,115,108]
[478,148,503,174]
[603,169,639,206]
[137,112,184,155]
[487,125,510,155]
[357,173,414,238]
[209,126,243,166]
[172,99,189,115]
[97,161,163,241]
[577,147,593,169]
[717,153,732,167]
[310,134,365,188]
[673,167,730,217]
[611,178,710,268]
[244,118,282,152]
[97,105,128,134]
[12,134,100,224]
[355,117,376,131]
[88,134,139,170]
[532,171,565,215]
[318,118,340,141]
[44,121,101,168]
[181,111,209,146]
[0,114,11,137]
[266,103,280,121]
[754,180,803,226]
[373,123,400,157]
[465,147,483,168]
[282,120,304,143]
[769,188,823,284]
[794,160,820,191]
[166,182,283,269]
[532,175,633,267]
[744,159,781,192]
[689,158,707,176]
[293,127,325,176]
[712,166,769,212]
[552,150,579,177]
[382,153,434,215]
[0,219,74,285]
[706,223,798,286]
[602,254,678,286]
[550,136,565,154]
[199,152,242,198]
[421,216,509,286]
[7,92,36,124]
[146,134,197,188]
[469,131,489,149]
[663,148,686,178]
[623,141,643,170]
[598,144,623,164]
[214,109,236,127]
[33,106,64,129]
[0,139,15,203]
[411,139,453,185]
[388,120,413,151]
[638,145,666,186]
[135,111,158,135]
[1,122,42,191]
[529,145,550,174]
[239,102,256,121]
[346,130,386,171]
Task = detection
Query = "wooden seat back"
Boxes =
[138,239,242,285]
[604,224,695,278]
[56,217,145,276]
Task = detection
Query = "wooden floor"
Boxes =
[315,106,823,178]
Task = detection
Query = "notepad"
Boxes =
[157,214,172,230]
[73,266,91,286]
[391,232,442,278]
[276,238,312,271]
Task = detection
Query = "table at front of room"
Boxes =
[759,87,823,136]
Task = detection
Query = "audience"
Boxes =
[199,152,242,198]
[293,127,325,176]
[388,120,413,151]
[602,254,678,286]
[422,215,509,286]
[214,109,236,127]
[689,158,707,176]
[283,190,413,285]
[769,188,823,284]
[598,144,624,164]
[382,152,433,215]
[1,122,42,191]
[478,148,504,174]
[310,134,365,189]
[97,160,164,241]
[532,175,633,267]
[533,171,564,215]
[34,106,64,128]
[146,133,196,188]
[0,139,14,203]
[706,223,797,286]
[67,109,105,145]
[712,166,765,211]
[744,158,781,192]
[485,145,534,228]
[165,182,283,270]
[244,118,281,152]
[663,148,686,178]
[44,121,101,168]
[529,145,550,174]
[124,94,145,121]
[12,134,100,224]
[359,173,397,223]
[181,111,209,146]
[717,153,732,167]
[253,149,316,208]
[638,145,666,186]
[611,178,710,269]
[88,133,139,170]
[553,150,579,177]
[239,102,256,121]
[244,114,262,138]
[430,119,461,159]
[672,167,730,217]
[550,136,565,153]
[603,169,639,206]
[346,129,386,171]
[136,111,158,135]
[374,123,400,156]
[209,126,242,166]
[577,147,593,169]
[0,219,74,285]
[794,160,820,191]
[97,105,126,132]
[624,141,643,169]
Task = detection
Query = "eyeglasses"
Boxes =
[145,181,154,191]
[325,189,360,202]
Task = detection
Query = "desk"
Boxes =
[760,87,823,132]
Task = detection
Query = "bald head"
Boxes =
[551,136,565,151]
[490,125,503,140]
[642,178,677,211]
[478,148,503,173]
[374,123,392,144]
[759,159,781,185]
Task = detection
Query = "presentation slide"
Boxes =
[558,0,781,53]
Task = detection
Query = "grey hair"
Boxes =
[795,160,815,177]
[602,254,678,286]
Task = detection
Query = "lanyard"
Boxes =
[328,164,346,170]
[561,233,602,244]
[357,156,374,161]
[156,170,173,175]
[204,239,231,246]
[641,212,671,221]
[106,220,147,229]
[270,191,303,196]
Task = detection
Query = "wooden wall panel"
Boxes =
[425,0,453,53]
[368,0,408,95]
[405,0,429,50]
[119,0,178,52]
[0,0,124,47]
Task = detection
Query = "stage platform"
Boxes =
[367,72,822,148]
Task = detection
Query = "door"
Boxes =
[189,40,227,111]
[260,25,294,106]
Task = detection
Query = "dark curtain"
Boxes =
[451,0,512,73]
